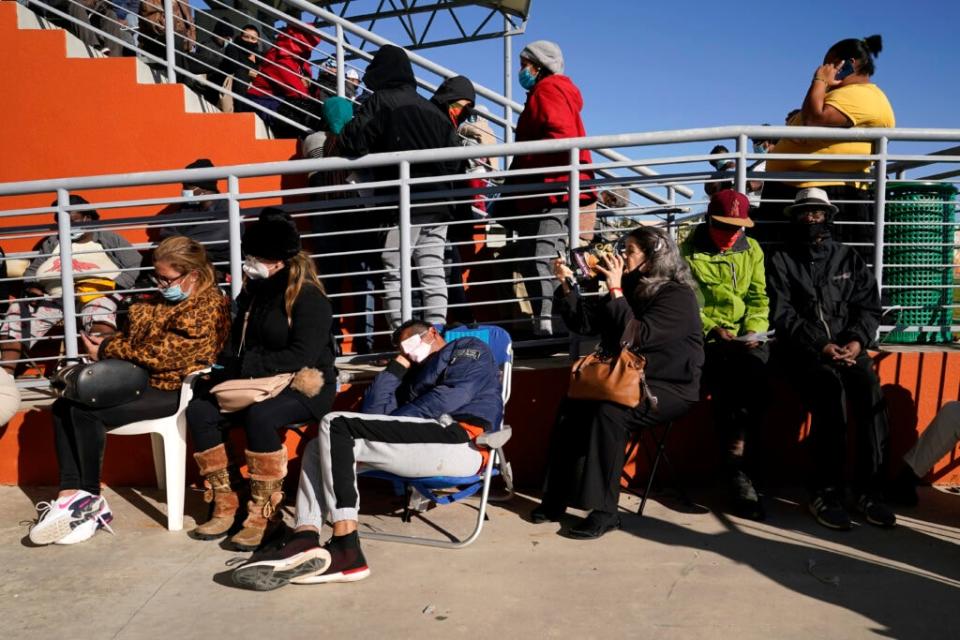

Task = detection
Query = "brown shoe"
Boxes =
[192,444,241,540]
[230,449,287,551]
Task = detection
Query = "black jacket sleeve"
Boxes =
[767,253,830,357]
[337,93,384,158]
[555,288,603,336]
[360,360,407,415]
[240,289,333,376]
[837,254,881,348]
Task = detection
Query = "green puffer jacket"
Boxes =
[680,224,769,336]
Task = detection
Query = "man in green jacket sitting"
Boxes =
[681,189,770,520]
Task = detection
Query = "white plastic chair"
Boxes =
[107,369,208,531]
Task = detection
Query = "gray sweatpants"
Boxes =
[295,411,483,528]
[904,401,960,476]
[381,224,449,329]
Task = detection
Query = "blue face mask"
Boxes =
[161,284,189,303]
[519,67,538,90]
[753,142,767,154]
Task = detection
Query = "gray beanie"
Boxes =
[520,40,564,75]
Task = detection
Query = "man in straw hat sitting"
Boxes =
[766,187,894,531]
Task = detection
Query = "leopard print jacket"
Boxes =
[101,285,231,390]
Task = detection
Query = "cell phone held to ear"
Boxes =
[835,59,855,81]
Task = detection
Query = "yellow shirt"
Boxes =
[767,83,895,187]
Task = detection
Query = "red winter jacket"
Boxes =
[505,74,595,215]
[248,24,323,99]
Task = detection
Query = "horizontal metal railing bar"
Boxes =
[11,126,954,197]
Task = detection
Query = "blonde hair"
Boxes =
[152,236,215,293]
[285,250,325,317]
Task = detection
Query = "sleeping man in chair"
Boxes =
[231,319,504,591]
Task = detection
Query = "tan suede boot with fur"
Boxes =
[230,449,287,551]
[192,444,241,540]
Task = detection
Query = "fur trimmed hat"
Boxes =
[241,207,301,261]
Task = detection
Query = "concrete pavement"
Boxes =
[1,485,958,639]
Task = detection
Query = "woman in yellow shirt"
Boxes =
[755,35,894,253]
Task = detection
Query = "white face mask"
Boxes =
[242,256,272,280]
[400,332,433,363]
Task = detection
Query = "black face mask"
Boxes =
[791,220,832,245]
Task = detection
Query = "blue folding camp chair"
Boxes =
[358,325,514,548]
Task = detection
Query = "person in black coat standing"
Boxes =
[337,45,464,330]
[186,208,338,550]
[767,188,894,531]
[531,227,704,539]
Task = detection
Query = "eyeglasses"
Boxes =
[152,271,189,287]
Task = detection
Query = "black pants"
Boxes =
[542,387,694,514]
[701,342,769,460]
[52,387,180,494]
[186,386,334,453]
[785,353,888,492]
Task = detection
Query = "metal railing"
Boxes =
[19,0,691,207]
[1,125,959,387]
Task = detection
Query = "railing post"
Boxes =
[162,0,177,84]
[873,136,888,291]
[398,161,413,322]
[568,147,581,247]
[502,14,514,173]
[56,188,79,359]
[335,23,345,98]
[666,186,677,241]
[227,175,243,300]
[735,133,748,194]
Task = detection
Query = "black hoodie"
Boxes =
[338,45,463,224]
[431,75,476,115]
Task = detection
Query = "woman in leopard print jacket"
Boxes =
[29,236,230,547]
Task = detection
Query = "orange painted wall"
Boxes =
[2,350,959,488]
[0,1,300,251]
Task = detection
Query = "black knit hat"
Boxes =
[182,158,219,193]
[241,207,301,261]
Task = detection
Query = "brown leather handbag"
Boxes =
[568,348,646,408]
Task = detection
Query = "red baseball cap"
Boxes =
[707,189,754,227]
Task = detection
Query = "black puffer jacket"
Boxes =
[557,278,704,403]
[337,45,462,224]
[767,239,881,361]
[225,269,337,418]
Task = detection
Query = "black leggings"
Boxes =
[186,386,335,453]
[52,387,180,495]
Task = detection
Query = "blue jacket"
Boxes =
[361,337,503,431]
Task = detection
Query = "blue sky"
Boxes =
[421,0,960,134]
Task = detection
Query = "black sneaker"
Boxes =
[855,494,897,528]
[808,488,852,531]
[289,531,371,584]
[729,470,765,521]
[231,531,331,591]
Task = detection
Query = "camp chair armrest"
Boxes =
[476,426,511,449]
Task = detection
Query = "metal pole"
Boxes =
[666,186,677,241]
[56,188,79,359]
[735,134,748,194]
[568,148,581,247]
[503,15,514,147]
[227,175,243,300]
[335,23,346,98]
[162,0,177,84]
[398,161,413,322]
[873,137,889,291]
